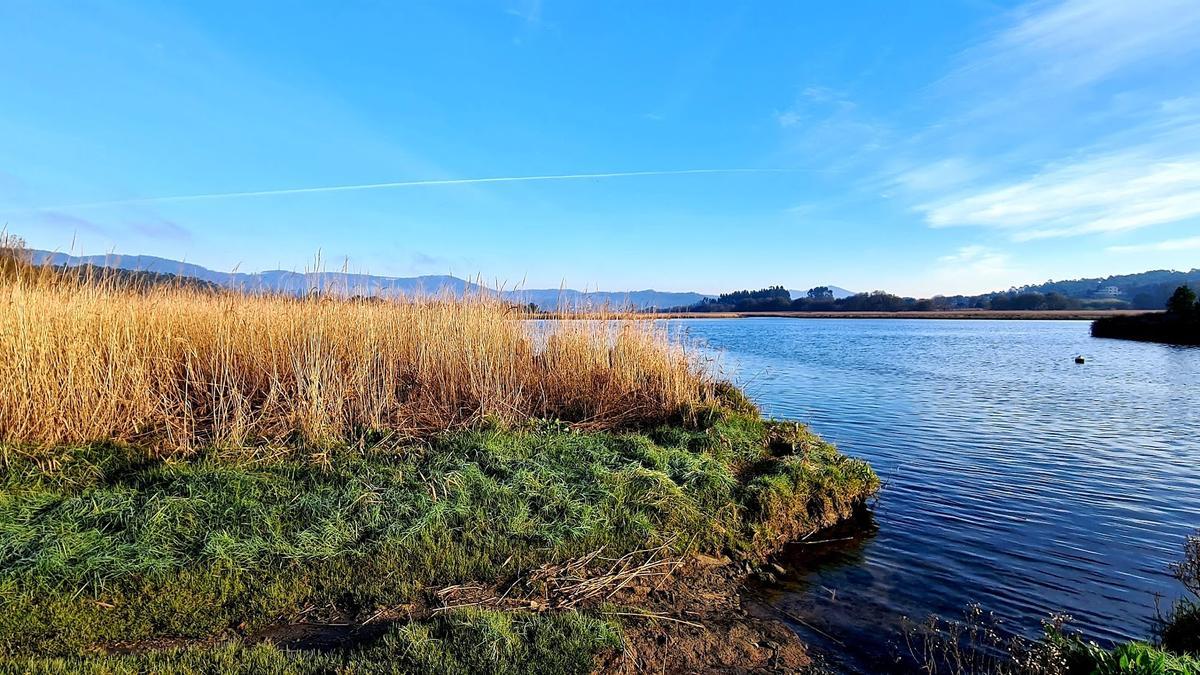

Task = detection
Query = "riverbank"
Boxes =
[0,408,878,673]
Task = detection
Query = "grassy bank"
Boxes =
[0,267,878,672]
[0,610,622,675]
[0,411,877,670]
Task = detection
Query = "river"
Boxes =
[673,318,1200,673]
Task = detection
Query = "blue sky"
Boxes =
[2,0,1199,296]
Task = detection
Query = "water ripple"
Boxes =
[672,318,1200,673]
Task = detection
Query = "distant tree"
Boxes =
[0,232,26,252]
[1167,285,1198,316]
[839,291,909,312]
[1010,292,1046,310]
[807,286,833,300]
[0,232,30,279]
[1043,292,1074,311]
[1132,292,1158,310]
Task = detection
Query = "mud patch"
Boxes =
[598,557,812,674]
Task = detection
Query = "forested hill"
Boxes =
[1011,269,1200,308]
[675,270,1200,313]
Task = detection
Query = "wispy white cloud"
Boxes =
[506,0,543,26]
[891,0,1200,242]
[1107,235,1200,253]
[957,0,1200,90]
[891,158,983,193]
[799,86,853,106]
[773,86,891,170]
[774,110,801,128]
[774,85,859,129]
[937,244,1011,271]
[919,145,1200,239]
[924,245,1025,295]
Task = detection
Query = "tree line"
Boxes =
[671,285,1165,313]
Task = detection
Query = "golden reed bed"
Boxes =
[0,267,710,453]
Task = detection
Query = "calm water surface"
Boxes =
[673,318,1200,673]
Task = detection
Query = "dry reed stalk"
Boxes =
[434,539,685,614]
[0,270,711,454]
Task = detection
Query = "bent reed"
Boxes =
[0,268,709,453]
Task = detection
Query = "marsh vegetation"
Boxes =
[0,250,878,672]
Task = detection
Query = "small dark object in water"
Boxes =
[1075,356,1085,364]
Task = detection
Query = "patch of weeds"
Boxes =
[902,606,1200,675]
[1162,531,1200,655]
[1162,602,1200,656]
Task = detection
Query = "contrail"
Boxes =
[16,168,794,212]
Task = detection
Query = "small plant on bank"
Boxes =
[1162,531,1200,655]
[902,606,1076,675]
[902,533,1200,674]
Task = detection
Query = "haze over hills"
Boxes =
[24,249,1187,310]
[31,250,479,297]
[29,250,715,310]
[33,249,1195,311]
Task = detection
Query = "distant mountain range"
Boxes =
[32,251,479,296]
[29,250,730,310]
[31,249,1198,311]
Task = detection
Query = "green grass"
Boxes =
[1088,642,1200,674]
[0,609,620,675]
[1054,637,1200,675]
[0,408,878,663]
